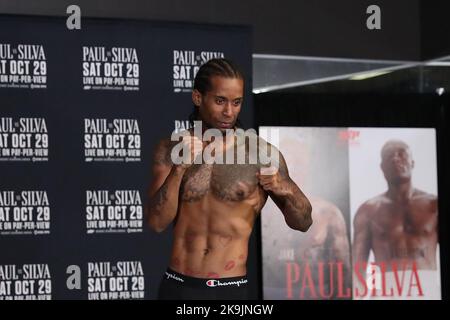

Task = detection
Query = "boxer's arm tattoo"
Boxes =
[154,139,173,165]
[148,183,168,215]
[269,152,313,232]
[147,140,185,232]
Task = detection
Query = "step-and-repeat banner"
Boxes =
[0,14,253,300]
[261,126,441,300]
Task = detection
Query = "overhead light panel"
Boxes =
[349,70,391,80]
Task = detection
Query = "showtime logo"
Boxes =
[339,129,360,141]
[338,129,360,146]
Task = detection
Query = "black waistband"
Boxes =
[164,268,248,288]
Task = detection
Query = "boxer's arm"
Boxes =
[352,204,372,277]
[258,150,312,232]
[329,207,351,286]
[146,139,186,233]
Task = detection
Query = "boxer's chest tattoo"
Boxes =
[180,163,260,202]
[211,164,260,201]
[180,164,212,202]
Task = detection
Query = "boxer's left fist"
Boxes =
[256,166,290,196]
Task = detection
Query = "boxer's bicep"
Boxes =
[352,205,372,263]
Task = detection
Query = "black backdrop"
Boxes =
[254,92,449,299]
[0,14,255,300]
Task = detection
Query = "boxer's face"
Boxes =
[193,76,243,132]
[381,142,414,183]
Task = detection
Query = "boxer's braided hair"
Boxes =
[189,58,244,128]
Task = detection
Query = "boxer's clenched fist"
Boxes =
[256,166,290,196]
[177,135,204,169]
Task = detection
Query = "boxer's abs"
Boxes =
[168,163,266,278]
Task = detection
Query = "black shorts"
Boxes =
[157,268,249,300]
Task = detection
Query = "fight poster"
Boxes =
[260,126,440,300]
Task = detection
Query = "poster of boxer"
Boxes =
[260,126,440,300]
[349,127,440,300]
[260,127,352,300]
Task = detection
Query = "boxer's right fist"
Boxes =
[171,135,203,169]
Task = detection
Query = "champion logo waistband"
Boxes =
[206,278,248,288]
[164,268,248,288]
[165,271,184,283]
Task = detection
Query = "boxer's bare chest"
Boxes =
[180,163,261,202]
[371,197,437,238]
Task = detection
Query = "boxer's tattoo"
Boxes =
[148,183,168,215]
[219,235,232,247]
[211,164,259,201]
[178,139,262,202]
[283,190,311,217]
[269,152,312,229]
[224,260,236,271]
[154,139,174,166]
[180,165,212,202]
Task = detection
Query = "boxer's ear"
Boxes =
[192,89,202,107]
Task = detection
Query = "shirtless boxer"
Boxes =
[352,139,439,297]
[145,58,312,300]
[263,133,351,299]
